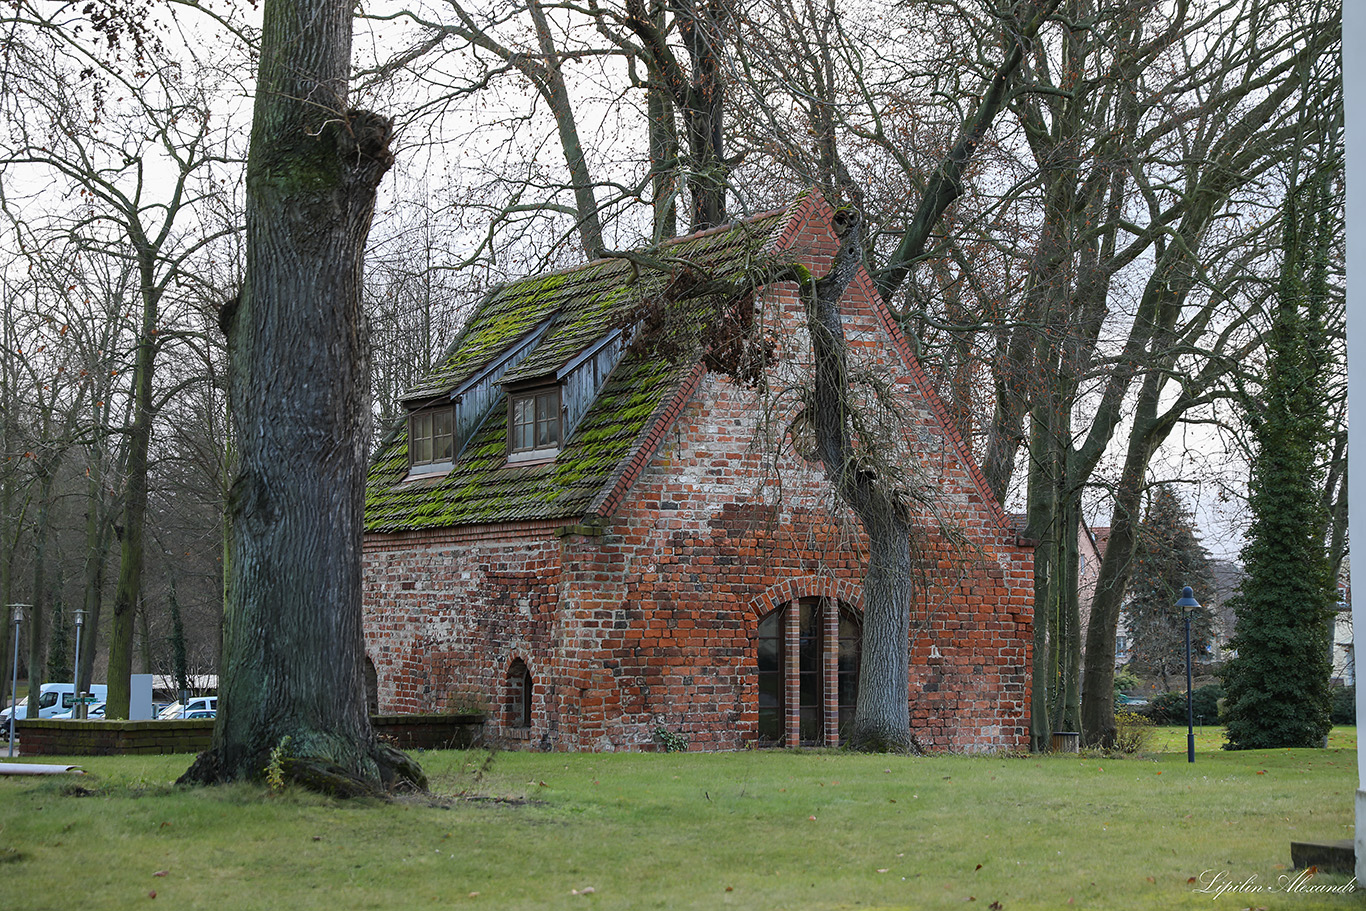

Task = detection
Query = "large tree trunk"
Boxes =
[180,0,423,795]
[77,471,112,695]
[105,255,158,719]
[647,70,679,243]
[803,209,914,751]
[24,467,56,716]
[528,0,605,257]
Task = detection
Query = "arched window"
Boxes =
[363,655,379,716]
[507,659,534,729]
[756,597,861,747]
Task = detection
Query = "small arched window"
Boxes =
[508,659,534,729]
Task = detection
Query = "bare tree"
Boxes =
[0,3,242,716]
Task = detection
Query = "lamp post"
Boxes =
[7,605,25,758]
[1176,586,1202,764]
[72,610,85,719]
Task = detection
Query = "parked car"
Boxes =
[1,683,109,733]
[51,701,106,720]
[158,696,217,719]
[1117,693,1149,707]
[184,709,216,719]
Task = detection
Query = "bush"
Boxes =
[1191,683,1223,724]
[1145,684,1223,725]
[1146,691,1185,724]
[1113,668,1141,694]
[1331,686,1355,726]
[1113,710,1152,754]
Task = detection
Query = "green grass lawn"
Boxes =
[0,728,1359,910]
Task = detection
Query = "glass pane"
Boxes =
[838,610,861,738]
[434,409,453,461]
[758,671,782,709]
[522,671,534,727]
[798,601,819,675]
[411,412,432,464]
[536,392,555,422]
[512,398,531,450]
[799,705,822,742]
[757,636,780,671]
[39,692,57,708]
[838,616,860,674]
[758,706,783,743]
[757,610,784,745]
[797,599,823,743]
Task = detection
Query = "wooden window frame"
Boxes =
[407,404,455,475]
[507,385,562,461]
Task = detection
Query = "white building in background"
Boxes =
[1334,569,1354,687]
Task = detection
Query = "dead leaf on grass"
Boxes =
[152,870,168,878]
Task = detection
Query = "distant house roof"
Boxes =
[365,209,789,533]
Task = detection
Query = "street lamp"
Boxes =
[72,610,85,719]
[1176,585,1202,764]
[8,605,25,758]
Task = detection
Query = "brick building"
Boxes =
[362,193,1034,752]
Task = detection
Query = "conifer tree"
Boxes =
[1123,488,1214,691]
[1221,173,1336,750]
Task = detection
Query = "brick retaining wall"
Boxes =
[15,714,485,756]
[16,719,213,755]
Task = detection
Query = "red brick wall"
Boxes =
[363,196,1034,753]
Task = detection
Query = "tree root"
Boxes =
[178,740,427,798]
[843,730,925,755]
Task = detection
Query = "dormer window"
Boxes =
[508,387,561,461]
[408,406,454,474]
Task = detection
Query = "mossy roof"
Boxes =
[365,210,789,533]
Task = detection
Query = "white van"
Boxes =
[0,683,109,727]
